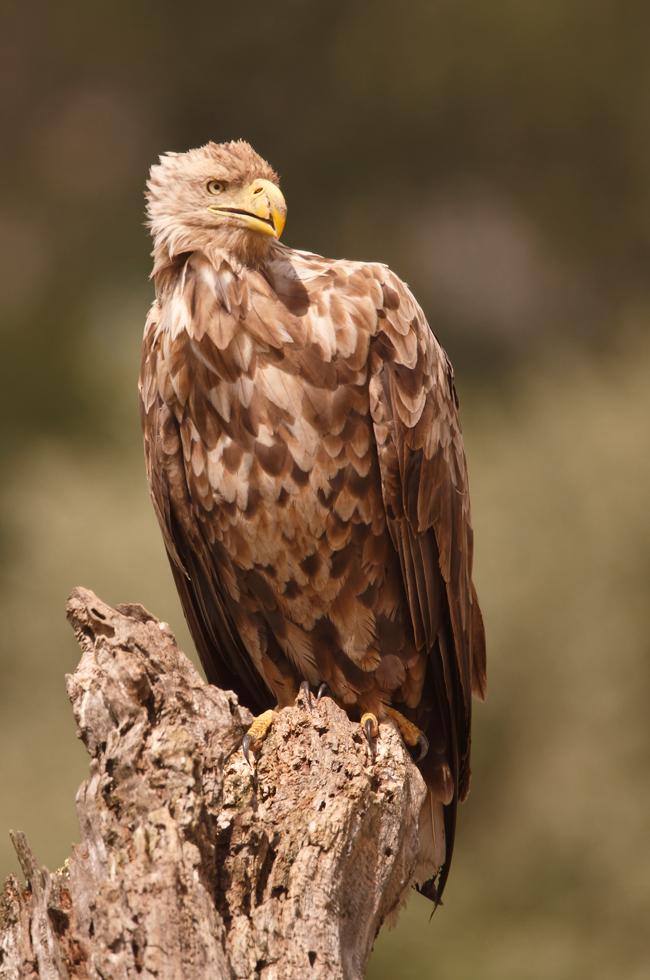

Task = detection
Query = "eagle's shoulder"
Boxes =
[273,244,440,343]
[270,244,444,366]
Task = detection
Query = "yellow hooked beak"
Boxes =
[208,178,287,239]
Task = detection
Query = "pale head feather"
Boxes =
[146,140,280,274]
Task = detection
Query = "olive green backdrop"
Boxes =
[1,3,649,978]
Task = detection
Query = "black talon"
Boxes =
[316,682,329,701]
[415,732,429,762]
[363,718,377,761]
[242,733,254,768]
[299,679,313,711]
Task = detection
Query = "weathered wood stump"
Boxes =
[0,588,427,979]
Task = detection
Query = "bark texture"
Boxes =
[0,588,427,980]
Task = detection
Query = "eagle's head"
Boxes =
[146,140,286,270]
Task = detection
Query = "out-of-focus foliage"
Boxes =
[1,2,649,977]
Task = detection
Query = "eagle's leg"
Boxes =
[384,706,429,762]
[242,679,325,764]
[360,708,429,763]
[242,709,277,766]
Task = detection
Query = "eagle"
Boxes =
[139,140,486,902]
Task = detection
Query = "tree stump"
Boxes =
[0,588,427,980]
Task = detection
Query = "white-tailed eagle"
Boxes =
[139,140,486,902]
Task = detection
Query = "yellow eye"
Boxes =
[207,179,225,195]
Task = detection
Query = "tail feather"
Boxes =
[415,789,446,896]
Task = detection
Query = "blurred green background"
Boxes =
[2,2,649,978]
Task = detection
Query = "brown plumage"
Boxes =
[139,140,486,902]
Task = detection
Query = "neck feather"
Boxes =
[150,222,273,286]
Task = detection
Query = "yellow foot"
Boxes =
[360,712,379,760]
[242,709,277,766]
[385,706,429,761]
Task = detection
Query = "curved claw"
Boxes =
[361,712,379,761]
[415,732,429,762]
[364,719,377,760]
[316,682,329,702]
[242,733,253,768]
[299,679,313,711]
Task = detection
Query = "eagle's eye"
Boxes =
[207,179,225,195]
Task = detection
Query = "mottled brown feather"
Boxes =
[140,143,486,902]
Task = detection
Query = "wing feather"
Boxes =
[369,268,486,896]
[141,244,485,902]
[140,324,272,715]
